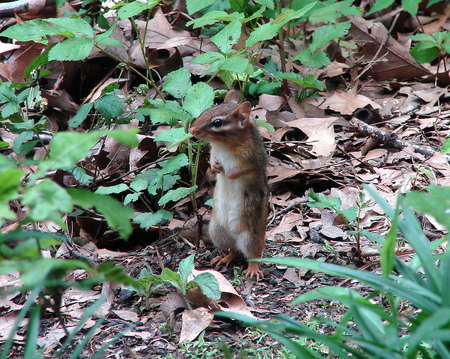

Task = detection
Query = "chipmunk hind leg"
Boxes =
[235,230,265,280]
[209,218,239,268]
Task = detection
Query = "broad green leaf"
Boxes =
[94,94,125,119]
[309,1,359,24]
[308,189,342,210]
[441,138,450,154]
[192,272,220,300]
[187,11,243,28]
[148,173,179,195]
[69,102,93,128]
[67,188,133,239]
[402,0,421,16]
[163,68,192,99]
[179,254,195,285]
[309,21,351,52]
[161,268,183,292]
[160,154,189,175]
[33,130,137,181]
[246,4,315,47]
[154,127,192,146]
[24,50,50,78]
[133,210,173,230]
[295,49,330,68]
[49,38,94,61]
[0,168,23,202]
[254,0,274,9]
[184,82,214,117]
[186,0,216,14]
[72,167,93,185]
[293,286,364,304]
[22,179,73,224]
[124,192,140,205]
[12,131,37,156]
[367,0,395,15]
[130,177,148,192]
[46,18,94,38]
[340,207,357,222]
[191,52,225,65]
[117,0,158,20]
[410,43,440,63]
[405,186,450,231]
[219,57,250,74]
[95,184,129,195]
[211,18,242,54]
[158,185,198,206]
[0,19,57,42]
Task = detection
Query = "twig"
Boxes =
[349,115,450,163]
[0,0,55,17]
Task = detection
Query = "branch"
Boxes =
[0,0,55,17]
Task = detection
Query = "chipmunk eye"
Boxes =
[212,119,223,127]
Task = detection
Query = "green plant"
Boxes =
[132,254,220,310]
[410,31,450,67]
[307,189,383,257]
[220,185,450,358]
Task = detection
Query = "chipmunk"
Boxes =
[189,90,268,280]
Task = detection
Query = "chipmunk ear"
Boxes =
[234,101,252,127]
[224,90,239,104]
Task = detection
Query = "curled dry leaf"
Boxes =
[187,269,255,319]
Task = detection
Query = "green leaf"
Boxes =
[308,189,342,211]
[211,18,242,54]
[107,128,139,147]
[117,0,158,20]
[69,102,93,127]
[95,184,129,195]
[367,0,395,15]
[254,0,274,9]
[154,127,192,146]
[46,18,94,38]
[402,0,421,16]
[340,207,357,222]
[179,254,195,285]
[309,1,359,24]
[158,185,198,206]
[191,272,220,300]
[72,167,93,185]
[186,0,216,14]
[0,168,24,221]
[67,188,134,239]
[0,19,57,42]
[246,5,315,47]
[163,68,192,98]
[380,203,398,277]
[184,82,215,118]
[191,52,225,65]
[94,94,125,119]
[441,138,450,154]
[133,210,173,230]
[309,21,351,52]
[12,131,37,156]
[160,154,189,175]
[49,38,94,61]
[219,57,250,74]
[187,11,244,28]
[22,179,73,224]
[160,267,183,292]
[24,49,50,78]
[405,186,450,231]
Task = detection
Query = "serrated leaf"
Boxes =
[22,179,73,224]
[211,18,242,54]
[246,5,314,47]
[366,0,395,15]
[309,21,351,52]
[49,38,94,61]
[95,184,129,195]
[179,254,195,285]
[191,272,220,300]
[160,268,183,292]
[154,127,192,146]
[219,57,250,74]
[163,68,192,98]
[158,186,198,206]
[69,102,93,128]
[71,167,93,185]
[133,210,173,230]
[118,0,158,20]
[12,131,36,156]
[184,83,214,118]
[187,11,243,28]
[160,154,189,175]
[94,94,125,119]
[186,0,216,14]
[0,19,56,42]
[67,188,134,239]
[46,18,94,38]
